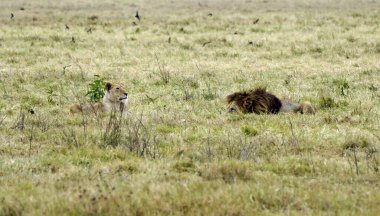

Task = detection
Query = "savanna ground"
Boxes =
[1,0,380,215]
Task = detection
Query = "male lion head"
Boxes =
[104,82,128,102]
[226,99,242,113]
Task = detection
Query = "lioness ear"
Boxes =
[105,82,112,91]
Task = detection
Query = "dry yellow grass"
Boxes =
[1,0,380,215]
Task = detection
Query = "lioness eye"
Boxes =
[116,87,119,90]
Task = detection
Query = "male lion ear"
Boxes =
[105,82,112,91]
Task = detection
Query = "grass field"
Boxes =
[1,0,380,215]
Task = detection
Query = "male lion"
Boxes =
[226,88,315,114]
[70,82,128,115]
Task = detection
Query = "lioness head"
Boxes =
[104,82,128,102]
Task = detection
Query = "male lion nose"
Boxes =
[228,108,236,113]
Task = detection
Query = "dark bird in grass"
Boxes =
[208,13,213,16]
[28,109,35,115]
[135,10,140,21]
[253,18,260,24]
[10,13,14,19]
[71,36,75,43]
[65,25,70,30]
[20,7,25,11]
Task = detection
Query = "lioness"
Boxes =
[226,88,315,114]
[70,82,128,115]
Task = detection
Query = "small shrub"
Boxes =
[179,79,196,101]
[201,82,217,100]
[351,12,363,17]
[199,161,252,183]
[310,46,323,53]
[365,147,379,173]
[343,139,370,150]
[290,44,305,56]
[86,75,105,102]
[172,160,195,172]
[268,159,313,176]
[241,125,258,137]
[156,124,176,133]
[250,27,265,33]
[225,137,257,160]
[102,111,123,147]
[62,129,80,148]
[342,141,360,150]
[154,54,171,84]
[88,15,98,21]
[318,96,336,109]
[47,86,57,105]
[114,163,138,173]
[338,79,350,96]
[0,200,24,216]
[11,108,25,130]
[180,43,192,50]
[284,75,292,85]
[124,114,159,158]
[0,112,5,126]
[342,139,379,175]
[346,35,357,43]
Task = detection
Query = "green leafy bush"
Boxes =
[47,86,57,105]
[241,125,258,136]
[86,75,105,102]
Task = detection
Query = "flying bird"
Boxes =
[253,18,260,24]
[135,10,140,21]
